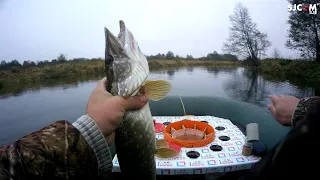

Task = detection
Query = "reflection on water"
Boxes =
[187,67,193,73]
[166,69,175,79]
[224,69,267,107]
[0,73,104,99]
[0,66,316,145]
[1,67,314,106]
[148,66,314,107]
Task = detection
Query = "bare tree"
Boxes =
[272,48,282,59]
[223,2,271,66]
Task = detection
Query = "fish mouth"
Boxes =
[104,26,123,93]
[104,32,114,93]
[104,20,149,96]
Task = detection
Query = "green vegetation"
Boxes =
[259,59,320,85]
[1,54,320,94]
[0,59,106,89]
[148,59,240,69]
[286,0,320,62]
[0,51,240,91]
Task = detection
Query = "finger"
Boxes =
[122,94,149,111]
[98,77,107,89]
[269,95,279,106]
[267,104,276,118]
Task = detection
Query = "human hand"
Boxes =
[85,77,149,144]
[267,95,300,126]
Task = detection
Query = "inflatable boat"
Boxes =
[108,96,291,179]
[148,96,291,149]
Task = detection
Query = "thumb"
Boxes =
[269,95,279,106]
[98,77,107,90]
[267,104,276,118]
[123,94,149,111]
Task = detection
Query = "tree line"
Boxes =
[0,51,238,71]
[0,54,104,71]
[146,51,238,61]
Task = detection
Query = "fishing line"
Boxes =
[178,94,186,116]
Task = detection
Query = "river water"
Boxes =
[0,66,315,146]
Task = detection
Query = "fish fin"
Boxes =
[155,148,179,158]
[155,139,180,158]
[156,139,169,148]
[142,80,172,101]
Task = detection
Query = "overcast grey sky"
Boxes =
[0,0,299,62]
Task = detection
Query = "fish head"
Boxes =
[105,20,149,97]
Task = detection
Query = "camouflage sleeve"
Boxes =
[291,96,320,128]
[72,115,113,175]
[0,120,100,180]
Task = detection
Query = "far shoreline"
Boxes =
[0,59,240,88]
[0,59,319,93]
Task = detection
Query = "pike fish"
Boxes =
[104,20,172,179]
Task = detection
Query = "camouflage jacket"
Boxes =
[0,115,112,180]
[0,97,319,180]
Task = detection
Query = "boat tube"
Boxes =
[149,96,291,150]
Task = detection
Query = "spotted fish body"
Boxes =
[104,21,156,179]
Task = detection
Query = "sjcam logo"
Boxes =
[288,3,320,14]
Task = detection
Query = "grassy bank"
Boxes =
[0,60,106,88]
[148,59,240,69]
[259,59,320,85]
[0,59,240,89]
